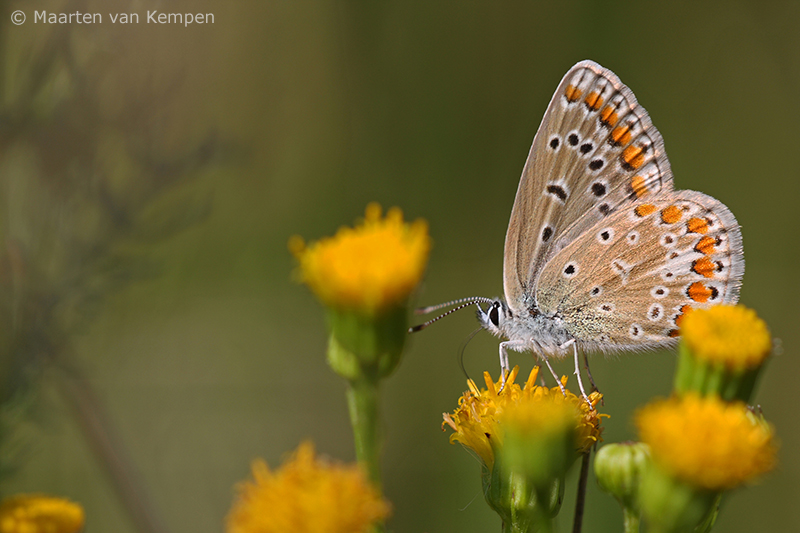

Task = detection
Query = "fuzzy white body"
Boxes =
[477,300,571,360]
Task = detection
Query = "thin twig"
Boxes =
[56,364,169,533]
[572,451,592,533]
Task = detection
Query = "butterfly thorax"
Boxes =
[477,299,572,356]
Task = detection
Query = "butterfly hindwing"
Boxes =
[503,60,674,312]
[534,190,744,352]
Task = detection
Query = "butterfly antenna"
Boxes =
[413,296,494,315]
[408,297,493,333]
[458,326,484,381]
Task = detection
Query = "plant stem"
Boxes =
[346,378,382,487]
[56,364,169,533]
[623,507,641,533]
[572,451,591,533]
[346,378,385,533]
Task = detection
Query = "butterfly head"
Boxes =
[476,299,513,337]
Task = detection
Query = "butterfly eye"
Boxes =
[489,302,501,327]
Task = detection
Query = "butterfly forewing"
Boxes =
[535,191,744,353]
[503,60,674,312]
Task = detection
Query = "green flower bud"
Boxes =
[326,306,408,381]
[594,442,649,510]
[482,457,564,533]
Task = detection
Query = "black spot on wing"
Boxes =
[546,185,567,202]
[591,182,606,197]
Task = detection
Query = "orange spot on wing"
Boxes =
[599,106,618,127]
[691,257,716,278]
[661,205,682,224]
[687,217,709,234]
[622,145,645,170]
[635,204,657,217]
[694,236,716,255]
[611,125,632,146]
[584,91,603,110]
[668,329,680,338]
[565,84,583,103]
[631,175,648,198]
[687,282,713,303]
[675,304,693,326]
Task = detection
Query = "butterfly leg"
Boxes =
[497,341,513,392]
[535,349,567,396]
[582,351,600,394]
[581,351,604,406]
[562,339,593,409]
[498,340,529,392]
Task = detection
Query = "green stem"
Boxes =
[503,519,554,533]
[346,378,382,487]
[623,507,640,533]
[502,512,554,533]
[346,378,385,533]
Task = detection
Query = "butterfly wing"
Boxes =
[504,60,674,312]
[535,190,744,352]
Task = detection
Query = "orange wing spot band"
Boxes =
[621,145,645,170]
[611,125,632,146]
[599,106,618,127]
[691,257,716,278]
[687,217,710,234]
[675,304,693,326]
[631,175,648,198]
[584,91,603,110]
[694,236,716,255]
[634,204,657,217]
[565,84,583,103]
[687,282,713,303]
[661,205,682,224]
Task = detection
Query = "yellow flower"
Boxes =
[226,442,391,533]
[681,305,771,371]
[0,494,84,533]
[636,394,777,491]
[442,366,605,471]
[289,203,430,315]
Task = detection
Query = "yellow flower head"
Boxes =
[636,394,777,491]
[681,305,771,370]
[226,442,391,533]
[0,494,84,533]
[290,203,430,315]
[442,366,605,471]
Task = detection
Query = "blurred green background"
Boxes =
[2,0,798,531]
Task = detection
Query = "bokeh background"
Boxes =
[2,1,798,531]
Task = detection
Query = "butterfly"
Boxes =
[412,60,744,402]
